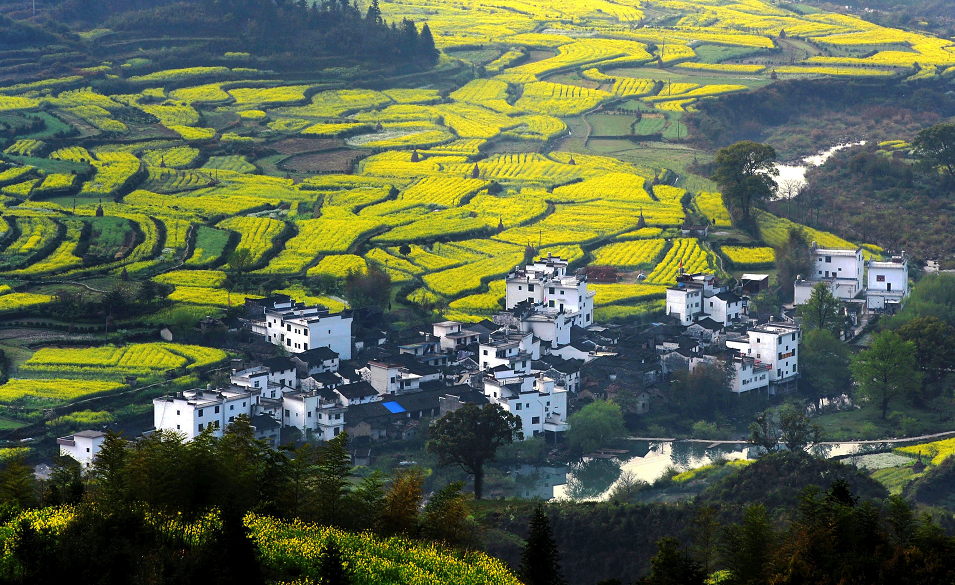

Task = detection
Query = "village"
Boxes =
[57,244,911,468]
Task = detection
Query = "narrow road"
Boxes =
[626,429,955,446]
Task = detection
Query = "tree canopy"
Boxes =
[913,122,955,179]
[850,330,921,419]
[711,141,778,229]
[567,400,626,454]
[797,282,843,337]
[427,403,522,499]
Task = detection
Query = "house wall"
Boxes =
[59,435,105,468]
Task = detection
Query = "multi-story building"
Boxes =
[482,369,568,441]
[794,244,864,304]
[57,430,106,468]
[665,273,741,326]
[153,386,253,440]
[725,321,800,394]
[256,304,353,358]
[366,360,423,396]
[505,254,595,329]
[432,321,482,352]
[478,328,539,373]
[281,388,348,441]
[867,252,909,313]
[691,354,771,394]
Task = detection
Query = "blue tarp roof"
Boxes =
[382,401,406,414]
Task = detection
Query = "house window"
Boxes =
[176,410,180,415]
[518,286,523,291]
[197,409,203,417]
[483,350,488,356]
[254,381,260,388]
[532,416,540,424]
[335,413,341,420]
[308,412,312,418]
[213,421,220,429]
[304,343,308,350]
[176,425,181,430]
[214,406,220,414]
[528,284,535,292]
[877,275,886,282]
[287,324,291,332]
[334,427,341,436]
[287,339,291,346]
[549,287,555,294]
[229,416,235,423]
[825,256,832,262]
[285,409,290,417]
[198,423,204,431]
[516,403,522,410]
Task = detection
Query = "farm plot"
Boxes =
[591,239,666,270]
[20,343,227,378]
[256,217,381,274]
[644,239,714,284]
[721,246,775,267]
[216,216,286,265]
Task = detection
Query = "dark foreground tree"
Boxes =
[427,403,521,499]
[318,539,352,585]
[344,266,391,310]
[711,141,778,229]
[519,504,567,585]
[799,329,851,398]
[638,537,706,585]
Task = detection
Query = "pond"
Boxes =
[508,439,880,501]
[772,141,866,195]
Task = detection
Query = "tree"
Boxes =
[850,331,922,419]
[228,247,253,279]
[314,432,352,527]
[318,539,352,585]
[711,141,778,228]
[749,404,823,453]
[421,481,473,547]
[518,503,567,585]
[567,400,626,454]
[690,507,720,574]
[344,265,391,310]
[0,456,37,509]
[398,244,411,256]
[427,403,522,499]
[798,282,843,337]
[668,361,734,419]
[418,23,439,65]
[720,504,775,585]
[639,537,706,585]
[895,316,955,400]
[364,0,381,23]
[800,329,851,397]
[913,122,955,179]
[379,467,423,537]
[774,227,811,303]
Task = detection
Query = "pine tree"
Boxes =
[419,23,439,65]
[0,456,37,509]
[365,0,381,24]
[319,539,352,585]
[519,503,567,585]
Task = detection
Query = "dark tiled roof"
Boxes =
[715,291,742,303]
[345,401,394,424]
[310,372,342,386]
[262,357,296,372]
[297,347,339,363]
[250,414,281,431]
[336,381,379,400]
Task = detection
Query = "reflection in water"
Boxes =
[515,440,869,502]
[771,141,866,194]
[564,458,622,501]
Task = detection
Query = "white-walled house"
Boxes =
[259,304,353,358]
[281,388,347,441]
[482,370,568,440]
[478,328,540,373]
[432,321,482,352]
[57,430,106,468]
[153,387,253,440]
[795,244,864,304]
[505,255,595,329]
[691,354,770,394]
[666,273,741,326]
[725,322,800,394]
[366,361,422,396]
[867,253,908,313]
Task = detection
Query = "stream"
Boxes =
[772,141,866,195]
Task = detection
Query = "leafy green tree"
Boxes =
[711,141,778,228]
[427,403,522,499]
[668,362,734,419]
[314,432,352,527]
[774,228,811,303]
[567,400,626,454]
[519,503,567,585]
[798,282,843,337]
[690,507,720,574]
[850,331,922,419]
[895,315,955,400]
[800,329,851,397]
[344,265,392,310]
[749,404,822,453]
[349,471,386,532]
[90,431,129,510]
[639,537,706,585]
[421,481,473,547]
[227,247,253,279]
[913,122,955,179]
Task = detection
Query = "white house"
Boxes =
[478,328,540,373]
[57,430,106,468]
[153,387,253,440]
[691,354,771,394]
[795,244,864,304]
[505,254,595,328]
[432,321,482,352]
[291,347,340,377]
[666,273,741,326]
[281,388,347,441]
[725,321,800,394]
[867,252,908,313]
[482,370,569,441]
[366,361,422,396]
[259,305,353,358]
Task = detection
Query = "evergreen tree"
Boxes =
[0,456,37,510]
[418,23,439,64]
[349,471,386,532]
[640,537,706,585]
[379,468,423,537]
[365,0,381,23]
[519,503,567,585]
[421,481,472,547]
[314,432,352,527]
[318,539,352,585]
